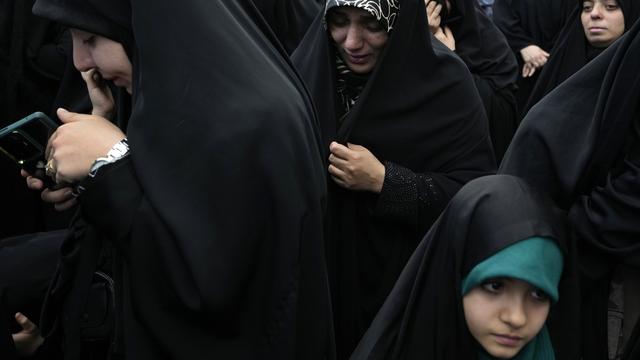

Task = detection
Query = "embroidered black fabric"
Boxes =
[374,162,438,223]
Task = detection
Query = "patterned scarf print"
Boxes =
[325,0,400,33]
[335,54,369,120]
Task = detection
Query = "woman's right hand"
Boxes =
[425,0,443,34]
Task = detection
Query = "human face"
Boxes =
[581,0,625,48]
[326,7,389,74]
[70,29,133,94]
[463,277,551,359]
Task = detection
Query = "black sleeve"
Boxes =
[79,158,143,243]
[374,161,441,224]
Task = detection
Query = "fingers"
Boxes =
[328,163,346,177]
[41,186,73,204]
[82,69,115,118]
[328,153,349,169]
[15,313,36,333]
[56,108,83,124]
[522,62,538,78]
[426,1,442,31]
[329,141,353,159]
[26,175,45,191]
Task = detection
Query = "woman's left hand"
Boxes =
[45,108,126,184]
[328,142,385,193]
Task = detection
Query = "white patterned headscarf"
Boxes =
[325,0,401,33]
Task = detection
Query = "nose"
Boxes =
[344,24,364,51]
[71,38,95,72]
[590,3,604,19]
[499,296,527,329]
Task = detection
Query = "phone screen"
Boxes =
[0,112,57,168]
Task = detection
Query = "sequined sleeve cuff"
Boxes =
[374,161,439,224]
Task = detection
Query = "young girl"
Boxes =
[350,175,578,359]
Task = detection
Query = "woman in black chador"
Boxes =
[425,0,519,162]
[31,0,335,359]
[492,0,574,119]
[500,14,640,360]
[350,175,580,360]
[293,0,495,357]
[524,0,640,114]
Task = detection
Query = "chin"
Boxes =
[485,345,523,359]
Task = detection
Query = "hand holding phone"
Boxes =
[0,112,58,187]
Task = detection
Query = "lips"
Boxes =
[588,26,607,33]
[492,334,523,347]
[346,53,370,65]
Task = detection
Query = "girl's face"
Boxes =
[581,0,625,48]
[326,6,389,74]
[463,277,550,359]
[70,29,133,94]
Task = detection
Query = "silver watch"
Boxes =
[89,138,130,178]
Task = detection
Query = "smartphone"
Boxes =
[0,112,58,181]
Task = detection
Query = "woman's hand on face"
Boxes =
[519,45,549,68]
[434,26,456,51]
[81,69,115,119]
[45,108,126,184]
[328,142,385,193]
[12,313,44,357]
[425,0,443,34]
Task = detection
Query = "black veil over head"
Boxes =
[32,0,132,58]
[350,175,579,359]
[117,0,332,358]
[293,0,495,357]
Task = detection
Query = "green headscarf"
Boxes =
[462,237,563,360]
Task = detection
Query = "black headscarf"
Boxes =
[293,0,495,357]
[524,0,640,114]
[500,16,640,360]
[33,0,133,129]
[349,175,579,360]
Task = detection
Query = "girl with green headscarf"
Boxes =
[350,175,579,359]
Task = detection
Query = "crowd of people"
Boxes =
[0,0,638,359]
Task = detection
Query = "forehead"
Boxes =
[329,6,377,19]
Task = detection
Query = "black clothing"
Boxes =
[492,0,574,118]
[34,0,334,359]
[524,0,640,114]
[293,0,496,357]
[500,17,640,360]
[253,0,322,54]
[349,175,579,359]
[442,0,519,162]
